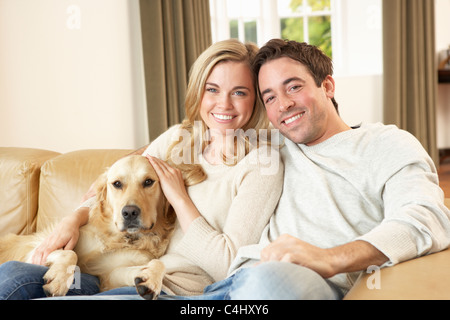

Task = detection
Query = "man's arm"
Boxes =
[260,234,388,278]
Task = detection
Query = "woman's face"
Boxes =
[200,61,255,136]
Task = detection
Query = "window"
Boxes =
[210,0,332,57]
[278,0,332,57]
[210,0,262,45]
[209,0,382,76]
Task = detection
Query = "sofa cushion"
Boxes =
[0,148,60,236]
[37,149,132,231]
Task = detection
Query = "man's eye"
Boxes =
[289,85,302,92]
[113,181,122,189]
[265,96,275,104]
[144,179,154,188]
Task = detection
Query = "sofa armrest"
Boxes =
[344,248,450,300]
[0,147,60,236]
[345,198,450,300]
[37,149,132,231]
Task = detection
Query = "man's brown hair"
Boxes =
[253,39,339,113]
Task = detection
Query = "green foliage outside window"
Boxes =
[281,0,332,58]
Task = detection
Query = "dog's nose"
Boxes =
[122,205,141,221]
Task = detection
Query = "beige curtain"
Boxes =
[139,0,212,141]
[383,0,439,166]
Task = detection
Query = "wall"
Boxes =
[332,0,383,127]
[436,0,450,149]
[0,0,448,153]
[0,0,148,153]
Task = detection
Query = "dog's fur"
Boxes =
[0,155,176,299]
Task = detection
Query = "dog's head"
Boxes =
[95,155,174,235]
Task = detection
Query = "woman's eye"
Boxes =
[113,181,122,189]
[206,87,218,93]
[234,91,246,96]
[144,179,154,188]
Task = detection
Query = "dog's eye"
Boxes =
[143,179,154,188]
[113,181,123,189]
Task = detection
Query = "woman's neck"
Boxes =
[203,130,238,165]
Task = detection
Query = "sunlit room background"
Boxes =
[0,0,448,154]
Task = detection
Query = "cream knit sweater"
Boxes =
[143,125,284,296]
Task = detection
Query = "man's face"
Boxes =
[258,57,338,145]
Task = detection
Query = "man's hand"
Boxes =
[260,234,388,278]
[260,234,337,278]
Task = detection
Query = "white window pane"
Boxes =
[278,0,303,16]
[227,0,260,18]
[243,0,261,17]
[227,0,241,17]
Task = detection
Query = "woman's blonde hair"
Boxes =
[166,39,271,186]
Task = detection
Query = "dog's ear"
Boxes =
[94,171,108,206]
[154,193,176,237]
[164,199,176,225]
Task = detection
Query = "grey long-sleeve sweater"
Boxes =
[230,123,450,293]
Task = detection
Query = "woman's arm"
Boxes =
[175,152,284,281]
[31,206,90,265]
[31,128,179,266]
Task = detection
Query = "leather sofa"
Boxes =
[1,147,449,300]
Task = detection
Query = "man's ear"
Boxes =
[322,75,335,99]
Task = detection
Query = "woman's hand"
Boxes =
[31,207,88,265]
[146,156,189,207]
[146,156,200,232]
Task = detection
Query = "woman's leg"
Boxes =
[228,262,344,300]
[0,261,100,300]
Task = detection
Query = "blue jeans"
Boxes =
[0,261,343,300]
[0,261,100,300]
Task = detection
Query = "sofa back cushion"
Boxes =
[37,149,131,231]
[0,148,60,236]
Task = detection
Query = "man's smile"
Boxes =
[282,112,305,125]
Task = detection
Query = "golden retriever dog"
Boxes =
[0,155,176,299]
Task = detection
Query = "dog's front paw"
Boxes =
[134,259,165,300]
[42,265,75,297]
[134,276,161,300]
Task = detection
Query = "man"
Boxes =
[198,39,450,300]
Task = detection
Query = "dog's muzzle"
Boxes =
[122,205,141,230]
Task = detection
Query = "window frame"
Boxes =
[210,0,334,48]
[209,0,383,77]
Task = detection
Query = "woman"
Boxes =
[0,39,283,300]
